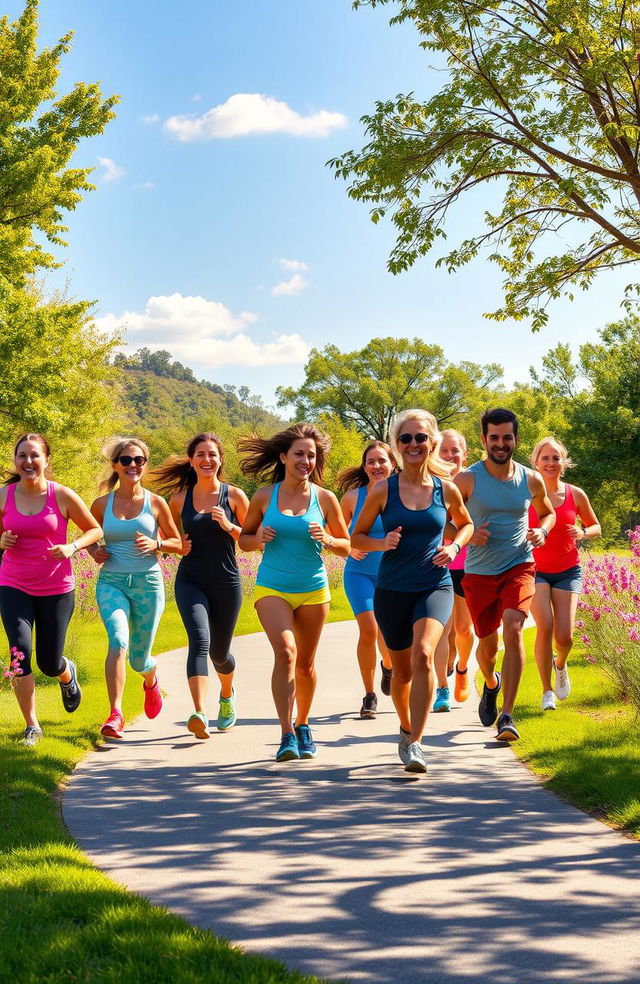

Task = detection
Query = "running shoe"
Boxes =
[59,659,81,713]
[360,692,378,719]
[433,686,451,712]
[380,661,393,696]
[20,726,43,747]
[541,690,557,711]
[398,728,411,765]
[496,713,520,741]
[478,671,502,727]
[554,658,571,701]
[217,690,236,731]
[143,677,162,719]
[101,709,125,739]
[454,666,470,703]
[276,731,300,762]
[295,723,317,759]
[404,742,428,773]
[187,711,210,739]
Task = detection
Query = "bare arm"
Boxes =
[340,489,366,561]
[433,481,474,567]
[311,490,351,559]
[238,488,273,552]
[170,491,191,557]
[572,486,601,542]
[48,488,103,559]
[527,472,556,547]
[147,496,183,555]
[212,486,250,543]
[352,482,401,553]
[87,497,110,565]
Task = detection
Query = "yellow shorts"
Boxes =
[253,584,331,610]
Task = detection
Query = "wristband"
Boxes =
[540,528,549,541]
[452,542,462,556]
[70,541,79,555]
[324,535,334,549]
[157,538,163,552]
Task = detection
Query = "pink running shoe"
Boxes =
[101,709,125,739]
[143,677,162,719]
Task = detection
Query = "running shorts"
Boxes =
[462,562,535,638]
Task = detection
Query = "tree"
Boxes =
[277,336,502,439]
[330,0,640,330]
[0,0,118,287]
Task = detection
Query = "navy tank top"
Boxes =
[377,473,451,592]
[177,484,239,586]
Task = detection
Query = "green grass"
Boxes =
[1,591,352,984]
[501,629,640,838]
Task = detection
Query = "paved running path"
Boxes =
[63,622,640,983]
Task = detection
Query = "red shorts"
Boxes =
[462,562,535,639]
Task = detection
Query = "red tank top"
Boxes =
[529,484,580,573]
[0,482,75,595]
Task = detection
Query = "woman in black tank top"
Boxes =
[152,433,249,739]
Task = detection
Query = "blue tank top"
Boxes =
[256,483,328,593]
[464,460,533,575]
[177,484,239,586]
[344,485,384,577]
[102,489,159,573]
[377,473,451,592]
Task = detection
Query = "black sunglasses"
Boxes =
[116,455,147,466]
[398,433,429,445]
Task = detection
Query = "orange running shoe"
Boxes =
[454,665,470,703]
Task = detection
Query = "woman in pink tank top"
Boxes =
[529,437,600,712]
[0,434,102,746]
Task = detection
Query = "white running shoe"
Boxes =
[554,659,571,700]
[398,729,411,765]
[541,690,557,711]
[404,742,428,773]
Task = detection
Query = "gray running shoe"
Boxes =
[553,658,571,701]
[496,713,520,741]
[20,726,43,747]
[404,741,428,773]
[398,728,411,765]
[360,692,377,719]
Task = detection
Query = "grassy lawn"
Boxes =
[506,629,640,838]
[1,590,351,984]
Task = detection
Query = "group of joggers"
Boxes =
[0,406,600,774]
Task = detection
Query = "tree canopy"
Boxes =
[330,0,640,330]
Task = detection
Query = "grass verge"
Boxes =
[1,591,352,984]
[500,629,640,838]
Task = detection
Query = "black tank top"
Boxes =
[176,484,239,586]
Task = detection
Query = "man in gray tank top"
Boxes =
[455,409,555,741]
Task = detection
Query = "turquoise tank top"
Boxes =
[464,460,533,575]
[377,474,451,592]
[344,485,384,577]
[102,489,159,573]
[256,483,328,593]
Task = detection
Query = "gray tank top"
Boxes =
[465,460,533,575]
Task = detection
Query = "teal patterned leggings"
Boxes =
[96,569,165,675]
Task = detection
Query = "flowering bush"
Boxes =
[1,647,25,688]
[578,527,640,713]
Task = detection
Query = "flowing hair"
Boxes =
[149,433,226,498]
[100,436,151,493]
[388,409,453,479]
[238,423,330,485]
[5,433,52,485]
[531,435,574,474]
[336,440,399,494]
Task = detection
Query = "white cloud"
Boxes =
[191,93,202,103]
[134,181,155,191]
[164,93,347,141]
[142,113,160,124]
[94,292,308,368]
[272,273,309,297]
[98,157,126,182]
[278,258,309,272]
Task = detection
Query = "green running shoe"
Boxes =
[276,731,300,762]
[187,712,210,739]
[217,690,236,731]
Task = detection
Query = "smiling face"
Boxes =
[113,443,148,485]
[364,446,395,484]
[15,438,49,483]
[396,417,432,467]
[482,422,518,465]
[280,437,317,480]
[439,432,466,476]
[535,442,564,479]
[190,440,222,480]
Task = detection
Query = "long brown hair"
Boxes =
[238,423,330,485]
[5,433,52,485]
[100,436,151,493]
[149,433,226,498]
[336,440,398,494]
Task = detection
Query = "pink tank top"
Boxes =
[0,482,75,595]
[529,484,580,573]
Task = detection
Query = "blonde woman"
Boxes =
[352,410,473,773]
[529,437,600,710]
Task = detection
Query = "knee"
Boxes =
[211,652,236,675]
[295,658,315,680]
[129,653,156,675]
[274,642,296,667]
[458,624,473,641]
[108,647,127,663]
[503,615,525,641]
[554,630,574,650]
[412,646,435,672]
[392,663,413,685]
[358,623,377,646]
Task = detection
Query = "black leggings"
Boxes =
[0,586,75,677]
[175,577,242,678]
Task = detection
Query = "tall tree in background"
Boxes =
[330,0,640,330]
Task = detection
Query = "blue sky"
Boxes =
[10,0,630,406]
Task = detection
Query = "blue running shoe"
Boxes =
[433,686,451,712]
[276,731,299,762]
[295,723,317,759]
[217,689,236,731]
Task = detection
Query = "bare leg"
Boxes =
[188,674,208,713]
[531,583,554,693]
[255,597,297,735]
[409,618,447,742]
[434,614,453,688]
[475,631,499,690]
[12,673,39,729]
[453,595,474,672]
[105,647,127,712]
[501,609,527,716]
[551,589,579,669]
[378,631,392,670]
[388,646,412,733]
[216,670,234,700]
[292,603,329,726]
[355,610,379,693]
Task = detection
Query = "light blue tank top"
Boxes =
[465,460,533,575]
[102,489,159,574]
[344,485,384,577]
[256,483,328,593]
